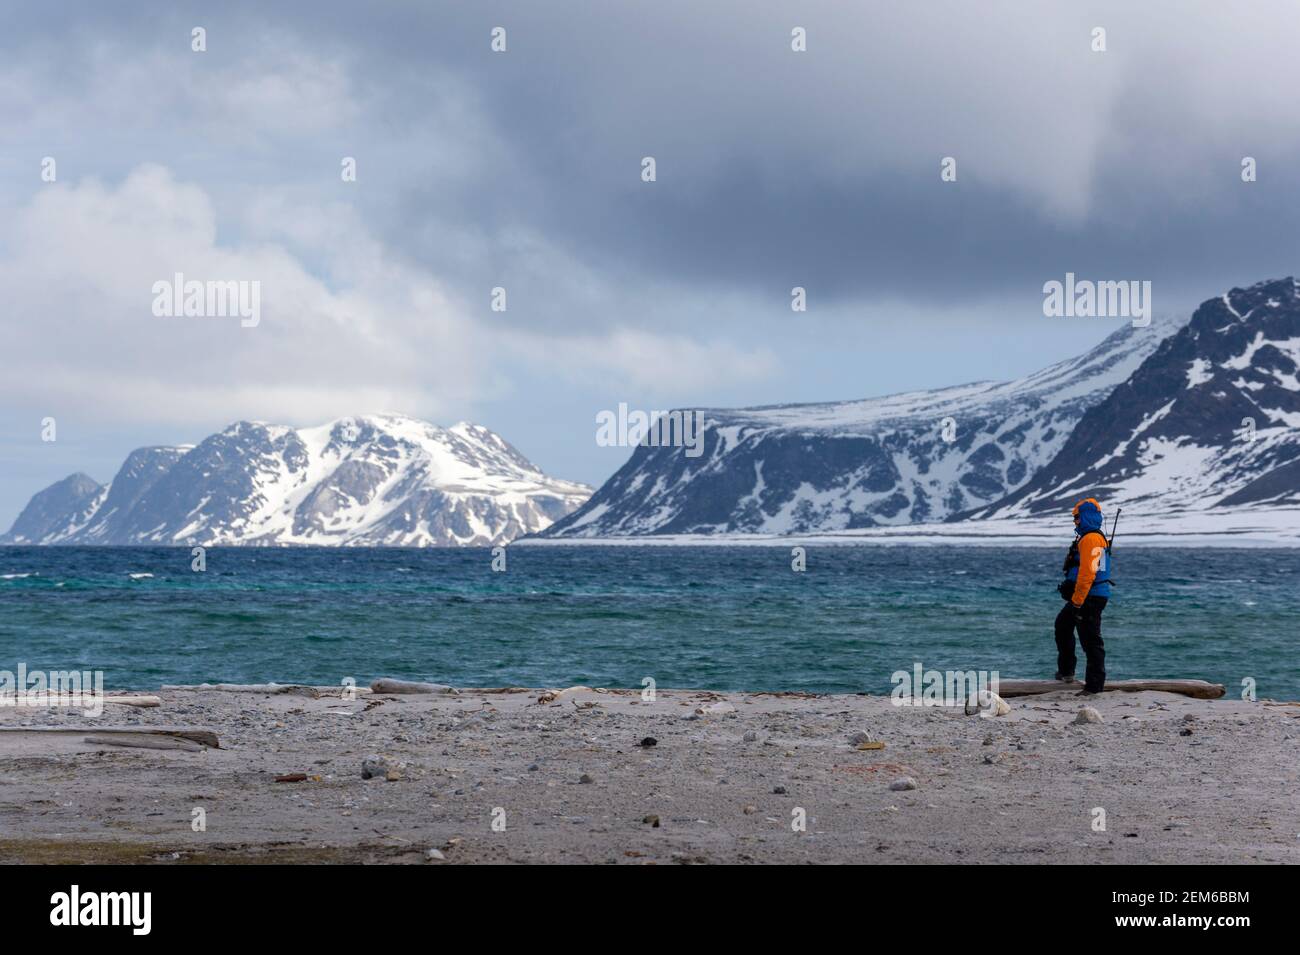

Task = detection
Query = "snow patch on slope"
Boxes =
[5,414,591,547]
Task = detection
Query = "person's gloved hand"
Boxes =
[1070,603,1084,622]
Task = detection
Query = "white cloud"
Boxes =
[524,327,778,394]
[0,165,476,425]
[1,164,775,432]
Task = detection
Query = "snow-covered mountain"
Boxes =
[541,317,1178,538]
[972,277,1300,518]
[4,415,591,547]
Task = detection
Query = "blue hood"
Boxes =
[1076,500,1104,534]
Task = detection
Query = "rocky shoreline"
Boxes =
[0,683,1296,864]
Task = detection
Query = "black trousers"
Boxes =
[1055,596,1107,692]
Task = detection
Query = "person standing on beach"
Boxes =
[1055,498,1111,695]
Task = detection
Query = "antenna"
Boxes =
[1108,507,1121,553]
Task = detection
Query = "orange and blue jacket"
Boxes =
[1064,499,1112,605]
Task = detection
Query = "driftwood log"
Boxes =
[161,683,323,697]
[996,679,1225,699]
[370,678,460,695]
[0,694,160,708]
[0,726,220,748]
[83,733,202,752]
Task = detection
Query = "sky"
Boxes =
[3,1,1300,527]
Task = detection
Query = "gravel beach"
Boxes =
[1,684,1297,864]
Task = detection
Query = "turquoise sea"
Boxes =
[0,545,1292,698]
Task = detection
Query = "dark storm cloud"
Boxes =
[7,0,1300,321]
[373,1,1300,322]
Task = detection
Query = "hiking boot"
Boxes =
[1054,672,1076,683]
